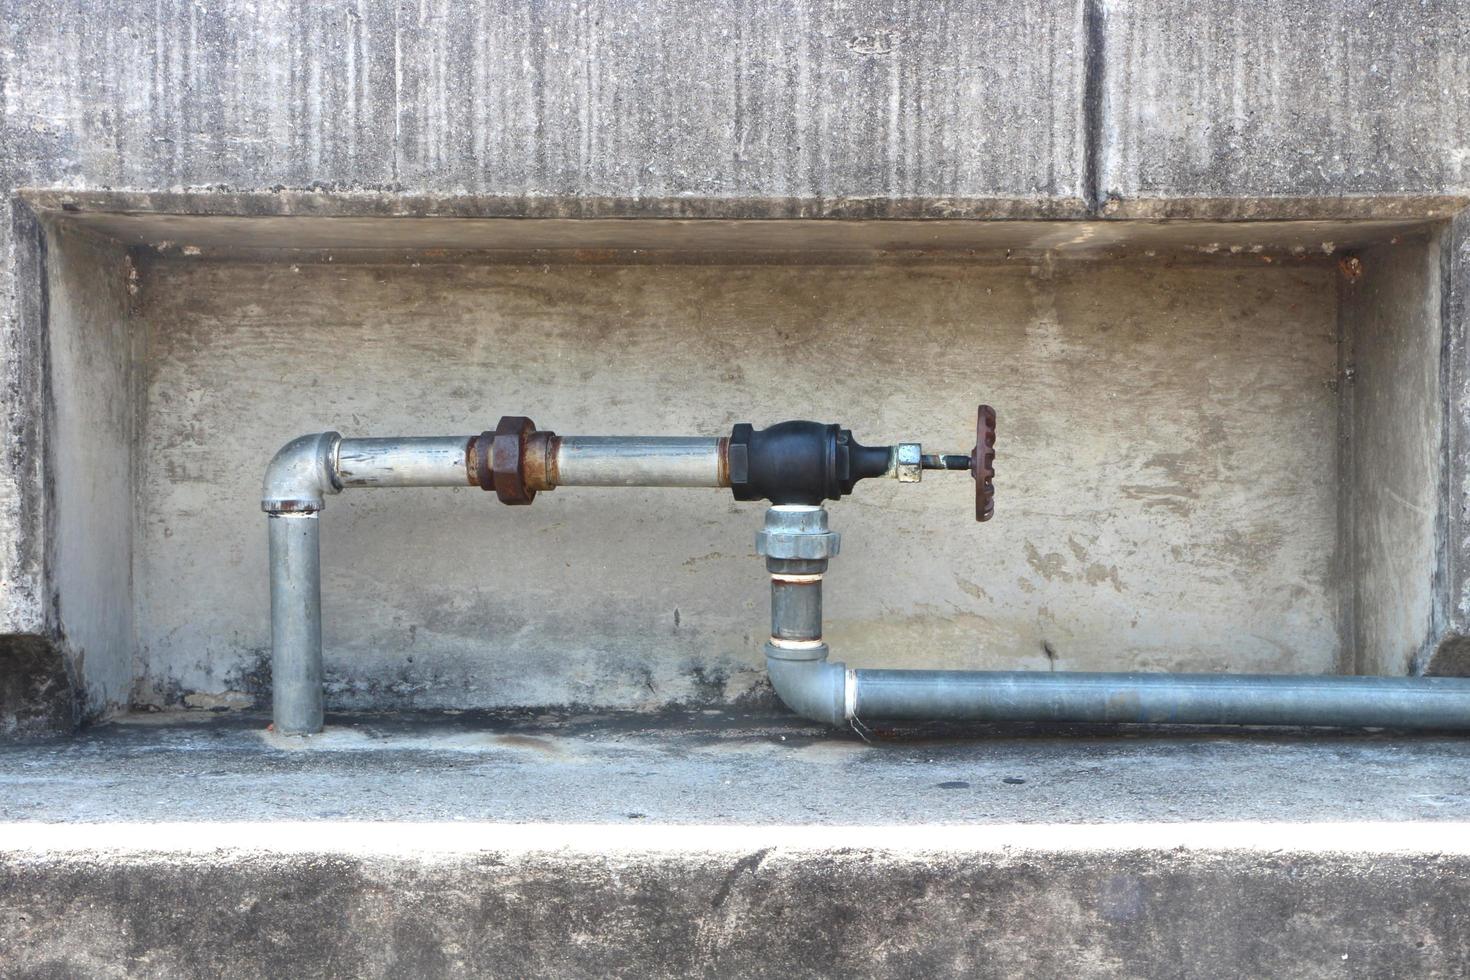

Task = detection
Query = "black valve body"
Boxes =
[727,420,891,505]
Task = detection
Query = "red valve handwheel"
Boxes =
[972,405,996,522]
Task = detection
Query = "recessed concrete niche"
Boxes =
[24,202,1457,722]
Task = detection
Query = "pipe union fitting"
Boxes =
[755,505,841,560]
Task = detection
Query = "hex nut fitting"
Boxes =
[895,443,922,483]
[755,505,841,560]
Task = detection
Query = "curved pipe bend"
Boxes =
[765,654,848,727]
[262,432,342,513]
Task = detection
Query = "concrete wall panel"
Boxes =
[131,252,1340,710]
[1099,0,1470,207]
[1341,238,1444,675]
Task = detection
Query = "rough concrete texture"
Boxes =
[1098,1,1470,208]
[1426,214,1470,674]
[0,0,1088,203]
[9,836,1467,979]
[0,635,77,737]
[4,713,1470,977]
[10,711,1470,826]
[42,220,135,718]
[128,250,1342,711]
[1341,236,1445,675]
[0,202,50,638]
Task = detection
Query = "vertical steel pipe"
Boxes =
[771,576,823,641]
[269,513,323,735]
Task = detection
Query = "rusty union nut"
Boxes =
[490,415,538,505]
[755,506,841,561]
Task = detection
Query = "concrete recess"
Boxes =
[4,1,1470,974]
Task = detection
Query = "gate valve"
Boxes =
[466,404,996,521]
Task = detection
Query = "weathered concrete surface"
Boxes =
[6,833,1470,979]
[0,0,1088,204]
[0,203,49,639]
[3,714,1470,977]
[129,250,1342,711]
[9,711,1470,825]
[1341,237,1445,675]
[1426,214,1470,675]
[0,635,77,737]
[1098,1,1470,209]
[42,220,135,719]
[51,207,1449,254]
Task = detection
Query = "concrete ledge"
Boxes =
[5,713,1470,976]
[4,822,1470,978]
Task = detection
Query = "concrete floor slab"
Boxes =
[6,711,1470,827]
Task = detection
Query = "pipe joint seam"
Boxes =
[756,504,841,560]
[765,638,828,662]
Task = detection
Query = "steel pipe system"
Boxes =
[756,505,1470,731]
[264,408,1470,736]
[260,425,744,733]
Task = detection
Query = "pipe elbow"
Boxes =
[262,432,342,514]
[766,652,848,727]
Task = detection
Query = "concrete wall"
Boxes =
[42,221,135,718]
[1428,211,1470,673]
[129,248,1340,710]
[1098,1,1470,208]
[1341,238,1445,675]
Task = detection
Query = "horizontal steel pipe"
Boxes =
[336,437,474,487]
[848,669,1470,730]
[554,436,724,487]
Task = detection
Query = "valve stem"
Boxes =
[920,453,972,471]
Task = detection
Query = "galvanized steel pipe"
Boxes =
[771,576,823,642]
[268,513,323,735]
[263,429,731,734]
[847,668,1470,729]
[263,429,1470,737]
[553,436,724,487]
[336,437,473,488]
[758,504,1470,732]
